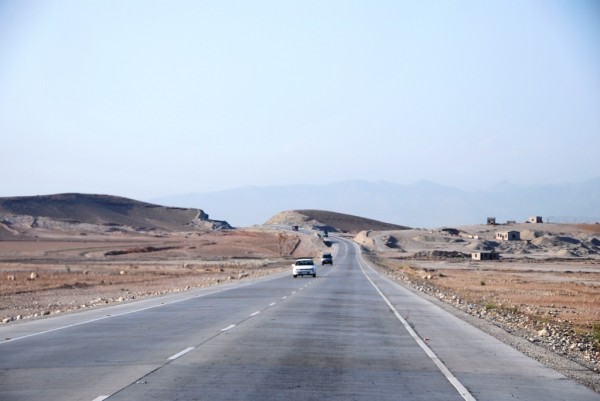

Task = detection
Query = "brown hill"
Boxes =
[0,193,231,233]
[266,209,410,233]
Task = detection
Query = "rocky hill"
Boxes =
[266,209,410,233]
[0,193,231,235]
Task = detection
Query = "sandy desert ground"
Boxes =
[0,227,325,322]
[1,215,599,390]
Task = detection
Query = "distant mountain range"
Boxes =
[152,178,600,228]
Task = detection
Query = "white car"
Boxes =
[292,258,316,278]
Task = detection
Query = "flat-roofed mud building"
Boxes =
[495,231,520,241]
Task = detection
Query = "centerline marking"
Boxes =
[0,280,259,345]
[221,324,236,332]
[168,347,195,361]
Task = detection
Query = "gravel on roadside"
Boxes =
[373,263,600,394]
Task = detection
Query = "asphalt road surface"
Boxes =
[1,236,598,401]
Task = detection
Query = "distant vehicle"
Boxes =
[292,258,316,278]
[292,225,299,231]
[321,252,333,265]
[322,231,328,237]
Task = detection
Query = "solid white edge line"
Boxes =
[167,346,195,361]
[357,253,477,401]
[221,324,236,332]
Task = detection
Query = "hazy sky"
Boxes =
[1,0,599,200]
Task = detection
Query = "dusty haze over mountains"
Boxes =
[153,178,600,228]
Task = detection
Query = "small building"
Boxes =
[528,216,543,224]
[472,251,499,261]
[495,231,520,241]
[487,217,496,225]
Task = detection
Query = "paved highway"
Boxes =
[1,236,598,401]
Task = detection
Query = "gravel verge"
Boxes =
[370,261,600,394]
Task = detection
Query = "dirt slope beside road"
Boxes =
[266,209,410,233]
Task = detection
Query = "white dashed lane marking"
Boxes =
[168,347,195,361]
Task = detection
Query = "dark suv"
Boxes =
[321,252,333,265]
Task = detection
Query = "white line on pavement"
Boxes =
[221,324,236,332]
[167,347,195,361]
[357,249,477,401]
[1,284,251,345]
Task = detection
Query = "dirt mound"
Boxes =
[532,237,559,247]
[413,250,470,259]
[550,249,578,257]
[0,193,231,234]
[265,210,323,229]
[520,229,543,240]
[381,234,399,248]
[465,240,497,251]
[440,227,462,236]
[555,235,581,245]
[412,235,457,244]
[354,230,375,247]
[266,209,409,233]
